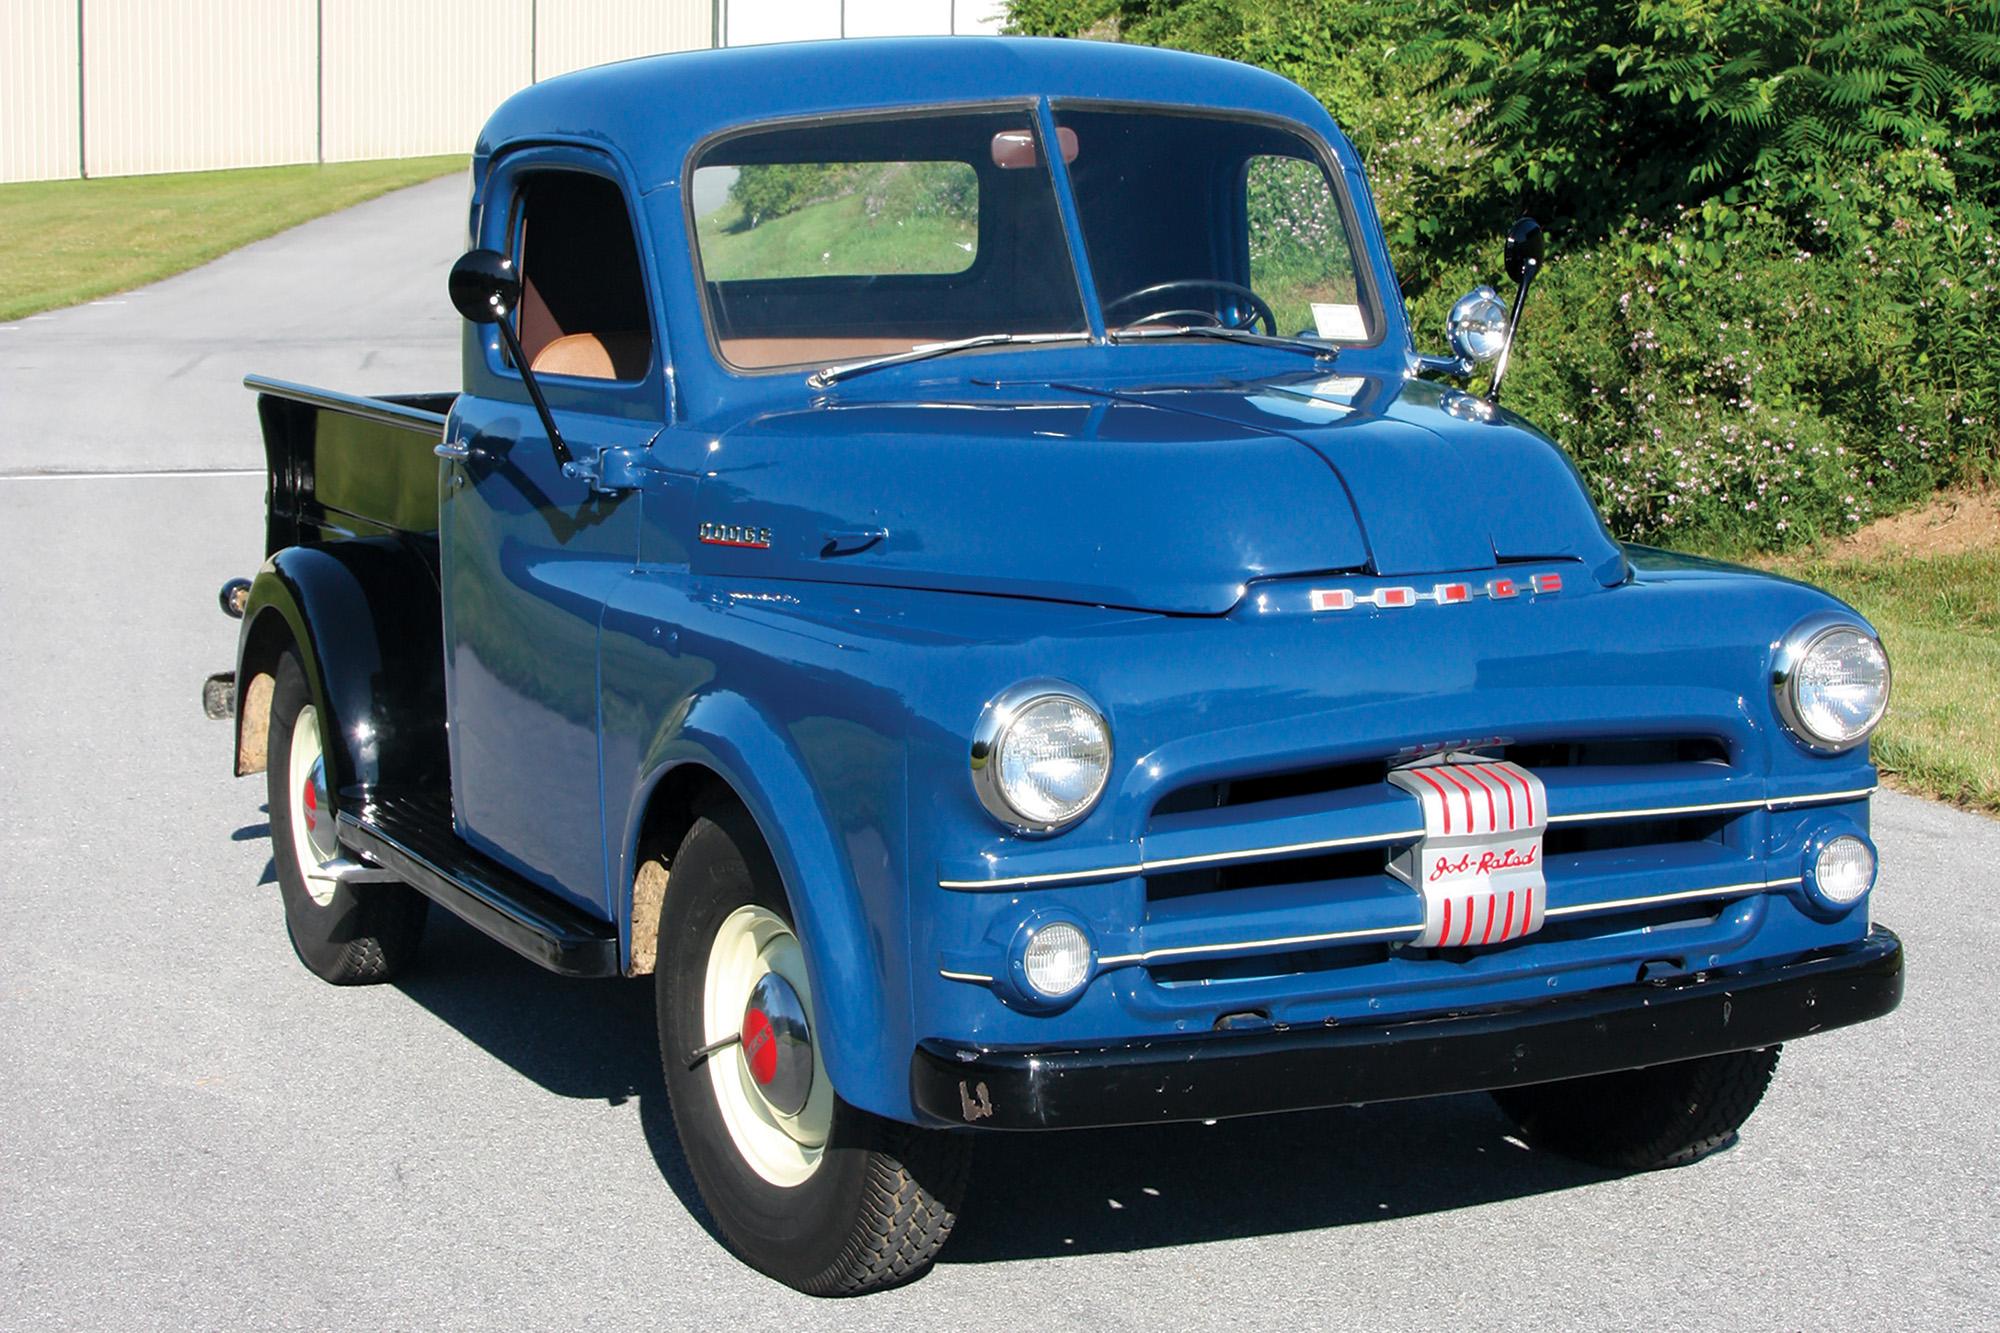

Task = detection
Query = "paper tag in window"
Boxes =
[1311,302,1368,341]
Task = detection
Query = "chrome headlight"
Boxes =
[1773,615,1891,753]
[971,683,1111,834]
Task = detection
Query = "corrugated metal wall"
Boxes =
[1,0,1013,185]
[536,0,714,80]
[321,0,532,163]
[81,0,318,179]
[725,0,1007,47]
[1,1,83,182]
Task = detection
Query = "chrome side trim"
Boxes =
[1141,827,1428,874]
[938,969,996,985]
[1767,786,1878,808]
[941,787,1875,892]
[938,863,1146,891]
[1543,877,1801,919]
[1089,877,1804,971]
[1547,787,1877,825]
[1546,797,1763,824]
[938,825,1424,890]
[1097,921,1421,967]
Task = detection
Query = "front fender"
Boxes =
[615,688,912,1119]
[235,540,446,796]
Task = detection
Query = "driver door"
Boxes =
[439,150,663,914]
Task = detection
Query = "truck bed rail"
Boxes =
[242,374,451,434]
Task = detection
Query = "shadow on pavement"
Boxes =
[392,911,720,1243]
[944,1096,1610,1262]
[391,910,1614,1266]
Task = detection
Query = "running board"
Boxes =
[336,791,620,978]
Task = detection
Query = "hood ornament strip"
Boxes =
[1309,573,1560,613]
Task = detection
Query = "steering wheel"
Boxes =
[1103,279,1277,335]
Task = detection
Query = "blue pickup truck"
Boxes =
[212,37,1903,1293]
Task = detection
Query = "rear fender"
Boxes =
[620,690,910,1121]
[234,540,447,797]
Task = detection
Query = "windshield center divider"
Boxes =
[1037,95,1106,344]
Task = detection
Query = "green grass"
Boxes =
[0,156,465,322]
[696,192,976,282]
[1772,551,2000,814]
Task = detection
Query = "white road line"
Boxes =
[0,468,265,482]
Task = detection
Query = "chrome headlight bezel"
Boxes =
[970,681,1112,836]
[1772,613,1892,754]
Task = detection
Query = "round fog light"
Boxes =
[1021,921,1092,999]
[1810,833,1876,909]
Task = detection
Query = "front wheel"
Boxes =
[1492,1046,1783,1170]
[656,805,969,1294]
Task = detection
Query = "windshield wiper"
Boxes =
[1109,324,1339,362]
[807,331,1092,388]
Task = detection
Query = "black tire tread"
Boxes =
[656,802,969,1295]
[1494,1045,1782,1171]
[804,1121,969,1296]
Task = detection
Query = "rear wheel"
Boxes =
[656,804,969,1294]
[266,650,427,984]
[1492,1046,1782,1170]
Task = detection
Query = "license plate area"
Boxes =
[1389,756,1549,948]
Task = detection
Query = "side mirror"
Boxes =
[1504,217,1545,285]
[448,249,520,325]
[446,248,571,468]
[1489,216,1546,405]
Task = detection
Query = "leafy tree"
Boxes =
[727,163,853,229]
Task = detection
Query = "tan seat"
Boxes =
[531,332,652,380]
[718,336,926,369]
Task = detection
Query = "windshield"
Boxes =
[690,108,1086,370]
[687,103,1377,372]
[1057,105,1377,344]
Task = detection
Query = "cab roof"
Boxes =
[474,36,1335,194]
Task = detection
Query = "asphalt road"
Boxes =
[2,178,1996,1330]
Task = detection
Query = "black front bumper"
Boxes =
[911,926,1904,1130]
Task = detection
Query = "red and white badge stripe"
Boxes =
[1388,758,1549,948]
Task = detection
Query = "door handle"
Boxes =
[435,438,471,461]
[820,527,889,557]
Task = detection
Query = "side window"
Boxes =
[511,170,654,382]
[1244,155,1371,342]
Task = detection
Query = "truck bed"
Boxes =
[245,375,453,556]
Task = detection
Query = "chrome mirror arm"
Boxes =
[1412,352,1474,379]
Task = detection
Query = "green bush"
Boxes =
[1007,0,2000,550]
[727,163,854,228]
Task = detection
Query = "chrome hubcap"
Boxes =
[703,904,831,1186]
[740,971,813,1118]
[301,753,339,864]
[287,704,339,907]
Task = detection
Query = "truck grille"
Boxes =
[1131,735,1762,988]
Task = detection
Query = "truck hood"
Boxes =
[690,373,1625,615]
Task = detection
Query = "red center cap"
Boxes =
[740,1008,777,1085]
[301,780,318,831]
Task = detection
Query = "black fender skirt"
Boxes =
[910,926,1904,1130]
